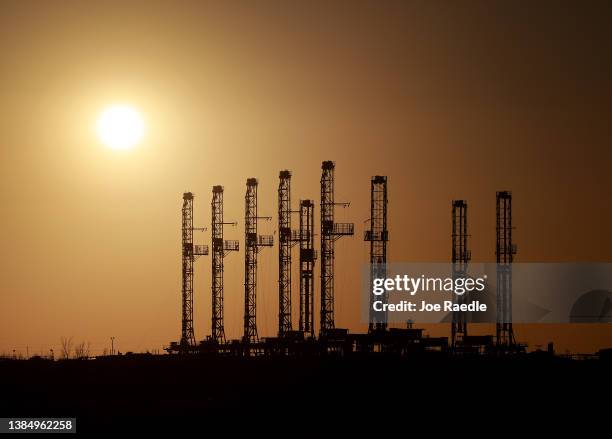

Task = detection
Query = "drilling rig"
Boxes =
[243,178,273,350]
[496,191,516,349]
[278,171,300,337]
[451,200,470,349]
[210,186,239,345]
[177,192,208,353]
[320,161,354,337]
[365,176,389,334]
[298,200,316,338]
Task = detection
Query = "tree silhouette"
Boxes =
[60,336,73,359]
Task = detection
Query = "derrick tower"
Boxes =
[320,161,354,335]
[496,191,516,347]
[243,178,273,345]
[211,186,239,344]
[365,176,389,333]
[451,200,470,349]
[298,200,316,337]
[278,171,301,336]
[180,192,208,350]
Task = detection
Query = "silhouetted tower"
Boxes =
[243,178,273,345]
[320,161,354,335]
[365,176,389,333]
[278,171,296,336]
[451,200,470,348]
[496,191,516,347]
[298,200,316,337]
[180,192,208,349]
[211,186,239,344]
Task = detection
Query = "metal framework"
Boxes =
[243,178,273,345]
[496,191,516,347]
[180,192,208,349]
[320,161,354,335]
[211,186,239,344]
[298,200,316,337]
[451,200,470,349]
[365,176,389,333]
[278,171,300,336]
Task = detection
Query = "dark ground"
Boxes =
[1,353,609,433]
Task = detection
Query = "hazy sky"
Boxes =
[1,0,611,355]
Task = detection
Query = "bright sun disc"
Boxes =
[97,105,145,150]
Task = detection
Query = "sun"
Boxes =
[97,104,145,150]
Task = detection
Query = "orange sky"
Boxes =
[1,0,611,356]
